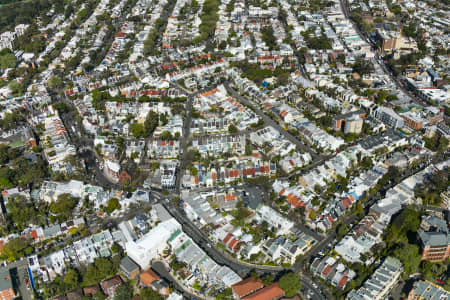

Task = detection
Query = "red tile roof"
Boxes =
[338,276,348,288]
[223,233,233,244]
[242,283,285,300]
[231,277,264,298]
[322,265,332,276]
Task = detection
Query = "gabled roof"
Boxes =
[242,283,285,300]
[231,277,264,298]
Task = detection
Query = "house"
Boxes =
[100,276,123,296]
[139,268,169,295]
[418,215,450,262]
[347,257,402,300]
[120,256,140,279]
[140,269,160,287]
[260,234,315,264]
[0,269,16,300]
[242,283,285,300]
[256,205,294,235]
[82,285,100,297]
[231,277,265,299]
[311,256,355,289]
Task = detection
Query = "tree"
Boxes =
[392,243,421,278]
[48,75,63,90]
[110,243,122,255]
[93,291,107,300]
[140,288,162,300]
[144,111,159,136]
[190,167,198,176]
[245,142,253,156]
[63,269,80,290]
[436,136,449,153]
[49,193,79,222]
[6,195,40,231]
[53,102,69,114]
[129,123,146,138]
[261,26,277,49]
[8,79,23,94]
[337,224,349,240]
[261,274,274,285]
[277,72,289,86]
[218,40,227,50]
[420,261,446,281]
[160,130,173,141]
[198,0,220,41]
[385,207,421,243]
[114,282,133,300]
[216,287,233,300]
[228,124,238,134]
[0,53,17,69]
[352,58,374,76]
[83,258,116,286]
[361,156,373,169]
[105,198,121,214]
[278,272,302,297]
[1,237,30,261]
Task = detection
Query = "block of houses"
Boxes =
[347,257,402,300]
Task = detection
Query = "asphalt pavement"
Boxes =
[154,192,327,300]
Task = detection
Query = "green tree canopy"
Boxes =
[114,282,133,300]
[129,123,146,138]
[0,52,17,69]
[392,243,421,278]
[49,193,79,223]
[228,124,238,134]
[105,198,121,214]
[140,288,162,300]
[63,269,80,290]
[144,111,159,136]
[5,195,41,231]
[278,272,302,297]
[83,258,116,286]
[48,75,64,90]
[1,237,30,261]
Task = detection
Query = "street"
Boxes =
[154,191,328,300]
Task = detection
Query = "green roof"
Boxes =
[168,229,182,242]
